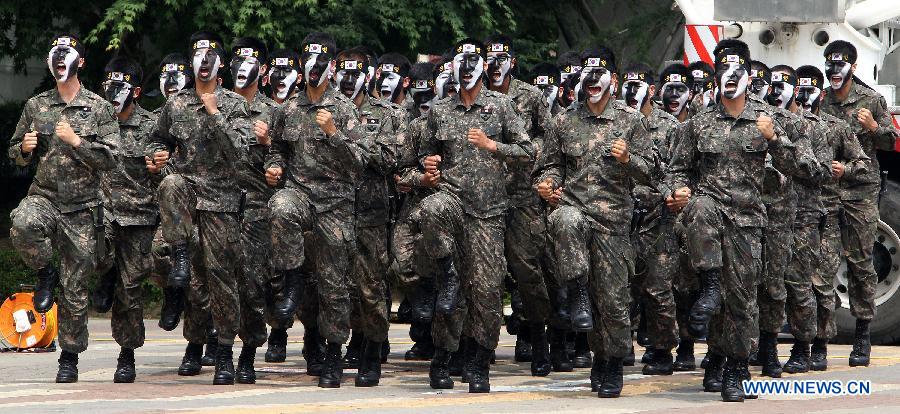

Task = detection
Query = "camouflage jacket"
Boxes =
[535,100,656,235]
[239,92,279,222]
[395,115,436,211]
[265,87,364,214]
[635,106,679,232]
[8,86,119,213]
[499,78,551,207]
[822,82,899,201]
[354,96,406,227]
[820,111,870,214]
[148,86,252,213]
[792,110,835,225]
[103,104,159,226]
[666,99,804,228]
[419,86,533,219]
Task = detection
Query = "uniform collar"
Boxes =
[297,86,340,107]
[120,104,148,127]
[50,85,92,108]
[714,100,758,121]
[451,85,489,110]
[577,99,617,121]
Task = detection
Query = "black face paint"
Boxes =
[411,83,436,115]
[453,52,484,90]
[48,46,79,82]
[660,79,690,115]
[824,58,852,90]
[558,67,581,108]
[103,79,134,113]
[336,69,366,100]
[230,55,260,89]
[622,73,650,110]
[302,45,333,88]
[376,65,403,102]
[714,56,749,100]
[192,48,221,82]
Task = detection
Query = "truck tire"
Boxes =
[834,180,900,344]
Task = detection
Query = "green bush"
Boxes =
[0,245,34,300]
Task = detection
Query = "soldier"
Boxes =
[665,39,804,402]
[265,32,365,388]
[484,33,554,376]
[94,56,160,383]
[373,53,411,107]
[228,36,278,384]
[147,30,253,385]
[620,63,681,376]
[334,47,405,386]
[795,64,870,371]
[748,60,771,101]
[820,40,899,367]
[553,51,582,116]
[264,48,301,105]
[419,38,532,393]
[8,33,119,382]
[687,61,715,117]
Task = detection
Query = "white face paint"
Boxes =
[770,72,795,109]
[233,56,259,89]
[270,67,298,100]
[827,61,851,90]
[797,86,822,111]
[717,62,749,100]
[435,70,457,99]
[112,84,132,113]
[453,53,484,91]
[623,80,649,110]
[542,85,558,108]
[160,71,188,98]
[660,81,690,115]
[47,45,80,82]
[580,68,612,104]
[303,53,333,88]
[192,48,221,82]
[378,71,402,99]
[334,69,367,101]
[486,52,512,87]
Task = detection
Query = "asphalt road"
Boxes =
[2,320,900,413]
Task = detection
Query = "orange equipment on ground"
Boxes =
[0,288,58,351]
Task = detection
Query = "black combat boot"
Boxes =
[688,269,722,338]
[623,345,636,366]
[849,319,871,367]
[303,328,326,376]
[56,350,79,383]
[640,347,656,364]
[515,325,533,363]
[381,339,390,363]
[642,349,674,375]
[461,337,477,383]
[590,357,607,392]
[355,340,383,387]
[273,268,305,322]
[572,333,592,368]
[318,342,344,388]
[178,343,203,376]
[434,256,460,315]
[783,341,810,374]
[567,277,593,332]
[201,328,218,367]
[551,286,570,328]
[549,328,573,372]
[674,338,696,371]
[158,286,185,331]
[598,357,624,398]
[468,344,493,393]
[236,345,257,384]
[759,331,782,378]
[113,347,136,383]
[748,350,761,367]
[410,278,435,323]
[91,266,117,313]
[810,337,828,371]
[720,358,744,402]
[343,331,363,369]
[702,352,724,392]
[429,348,454,389]
[448,344,465,376]
[168,243,191,288]
[405,337,435,360]
[265,328,288,363]
[739,359,757,399]
[529,323,551,377]
[33,264,59,313]
[212,345,235,385]
[700,352,710,369]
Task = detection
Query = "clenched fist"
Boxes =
[423,154,442,174]
[757,115,776,141]
[316,109,337,137]
[467,128,497,152]
[265,166,283,187]
[254,120,270,145]
[857,108,878,133]
[55,121,81,147]
[200,93,219,115]
[21,131,38,154]
[832,160,845,179]
[421,170,441,188]
[146,150,169,174]
[610,138,629,164]
[665,187,691,212]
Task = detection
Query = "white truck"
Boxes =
[676,0,900,344]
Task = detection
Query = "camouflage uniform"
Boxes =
[417,87,532,352]
[266,87,364,345]
[632,106,680,351]
[237,92,279,348]
[502,78,553,326]
[665,100,804,360]
[8,87,119,353]
[392,116,434,293]
[100,104,160,350]
[536,100,656,359]
[821,82,899,321]
[148,86,252,347]
[349,96,404,343]
[814,112,869,340]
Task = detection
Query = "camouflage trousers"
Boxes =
[548,206,633,359]
[349,225,391,342]
[418,191,506,352]
[158,174,241,346]
[391,194,436,344]
[269,187,354,344]
[757,211,793,335]
[841,198,879,321]
[107,224,157,349]
[783,220,820,342]
[238,218,272,348]
[504,202,553,325]
[633,219,681,351]
[812,213,842,340]
[682,196,762,360]
[10,195,99,354]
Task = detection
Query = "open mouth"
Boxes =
[380,87,392,96]
[587,86,603,96]
[668,101,680,111]
[831,75,842,84]
[774,98,783,106]
[461,73,473,83]
[627,98,639,107]
[342,85,358,96]
[237,74,247,82]
[55,63,67,74]
[420,104,430,112]
[308,71,320,83]
[724,80,738,93]
[490,71,502,82]
[166,87,179,94]
[199,67,211,78]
